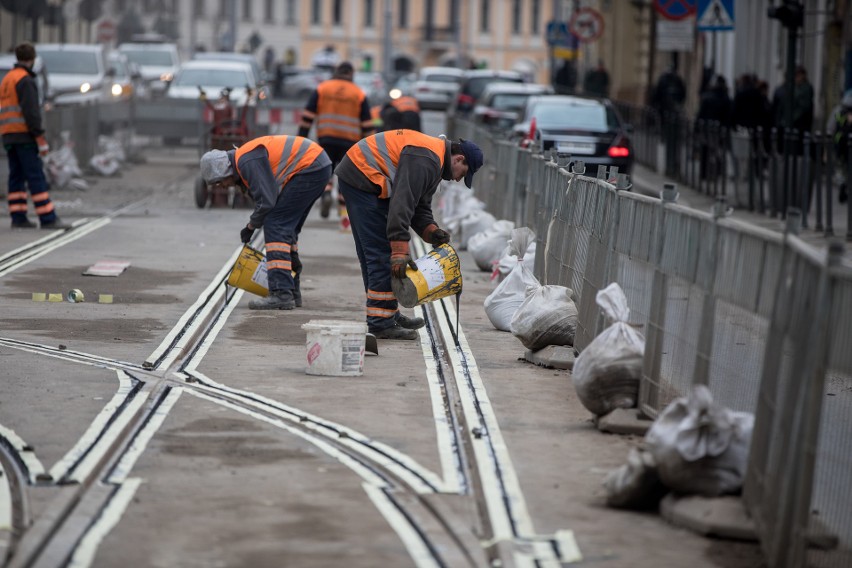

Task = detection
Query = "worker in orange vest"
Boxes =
[200,135,332,310]
[298,61,375,218]
[335,130,484,340]
[380,95,422,132]
[0,43,68,229]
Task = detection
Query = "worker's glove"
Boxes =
[422,224,450,247]
[390,240,417,279]
[36,135,49,157]
[240,225,255,244]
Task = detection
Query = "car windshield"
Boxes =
[467,76,521,99]
[532,102,613,132]
[41,51,98,75]
[173,68,250,87]
[491,93,532,111]
[121,50,175,66]
[424,73,462,84]
[109,60,129,80]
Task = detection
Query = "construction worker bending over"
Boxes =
[1,42,68,229]
[200,135,332,310]
[298,61,375,217]
[335,130,484,340]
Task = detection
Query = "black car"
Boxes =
[513,95,633,174]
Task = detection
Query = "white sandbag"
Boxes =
[484,256,539,332]
[492,229,536,284]
[645,385,754,497]
[603,448,668,510]
[43,133,87,191]
[469,220,514,271]
[459,210,497,250]
[572,283,645,416]
[510,284,578,350]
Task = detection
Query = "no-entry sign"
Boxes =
[569,7,605,43]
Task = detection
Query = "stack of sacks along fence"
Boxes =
[446,118,852,568]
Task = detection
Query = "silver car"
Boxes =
[409,66,464,110]
[37,43,112,105]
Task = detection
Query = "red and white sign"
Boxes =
[96,19,116,43]
[569,8,604,43]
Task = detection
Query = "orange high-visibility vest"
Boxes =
[348,130,446,198]
[314,79,367,141]
[235,135,324,188]
[0,67,30,135]
[391,96,420,113]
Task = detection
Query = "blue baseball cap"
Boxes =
[459,139,484,188]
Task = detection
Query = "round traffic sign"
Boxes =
[96,18,116,42]
[569,7,604,43]
[653,0,697,21]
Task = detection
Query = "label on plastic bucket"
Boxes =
[252,259,269,289]
[302,320,367,377]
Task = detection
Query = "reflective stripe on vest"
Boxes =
[235,135,324,188]
[315,79,365,141]
[350,130,446,199]
[0,67,30,135]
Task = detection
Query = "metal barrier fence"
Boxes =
[449,116,852,567]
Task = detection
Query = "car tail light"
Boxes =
[608,146,630,158]
[457,93,474,106]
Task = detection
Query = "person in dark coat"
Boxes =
[583,60,610,98]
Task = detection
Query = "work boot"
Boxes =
[396,313,425,330]
[249,290,295,310]
[40,217,72,230]
[11,219,37,229]
[371,323,418,340]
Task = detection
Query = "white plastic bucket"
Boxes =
[301,320,368,377]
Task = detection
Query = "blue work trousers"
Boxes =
[339,179,400,332]
[263,164,331,292]
[6,142,57,224]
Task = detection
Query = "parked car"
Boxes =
[0,54,49,107]
[473,82,554,130]
[37,43,113,105]
[118,42,180,97]
[409,66,464,110]
[166,60,262,107]
[451,69,525,116]
[513,95,633,174]
[353,71,388,105]
[193,52,267,88]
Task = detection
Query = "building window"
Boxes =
[242,0,251,20]
[311,0,321,24]
[333,0,343,25]
[365,0,374,27]
[480,0,489,32]
[511,0,521,34]
[399,0,408,28]
[285,0,297,25]
[530,0,540,34]
[264,0,274,21]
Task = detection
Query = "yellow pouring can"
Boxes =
[391,243,462,308]
[227,245,269,297]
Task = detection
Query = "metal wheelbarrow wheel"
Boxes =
[194,176,209,208]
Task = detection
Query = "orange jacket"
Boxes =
[0,67,30,136]
[300,79,373,142]
[391,96,420,113]
[235,135,325,188]
[347,129,446,198]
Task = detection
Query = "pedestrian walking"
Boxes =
[298,61,375,217]
[583,60,610,98]
[335,130,484,340]
[1,42,68,229]
[199,135,332,310]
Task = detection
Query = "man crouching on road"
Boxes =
[335,130,483,340]
[200,135,332,310]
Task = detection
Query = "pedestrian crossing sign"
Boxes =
[697,0,734,31]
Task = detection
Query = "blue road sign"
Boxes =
[697,0,735,31]
[654,0,697,21]
[546,20,572,47]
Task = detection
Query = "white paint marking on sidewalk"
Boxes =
[187,374,445,494]
[362,483,441,568]
[146,245,242,369]
[434,295,582,565]
[417,320,464,494]
[0,425,45,484]
[0,218,111,278]
[66,478,143,568]
[107,387,183,483]
[49,370,135,482]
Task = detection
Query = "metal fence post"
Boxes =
[814,132,824,232]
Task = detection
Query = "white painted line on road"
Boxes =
[0,460,11,531]
[186,373,446,494]
[0,338,141,371]
[362,483,441,568]
[0,425,45,484]
[66,477,143,568]
[107,387,183,483]
[181,285,244,374]
[68,371,149,484]
[417,322,464,494]
[146,245,242,369]
[49,370,136,483]
[0,218,111,278]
